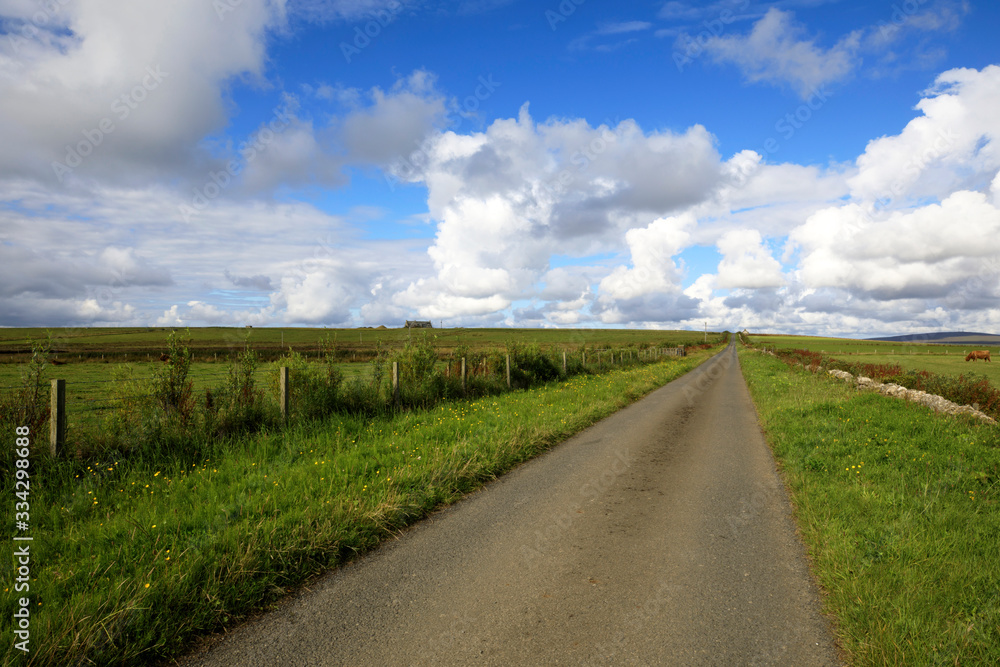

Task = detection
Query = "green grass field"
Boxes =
[755,334,1000,386]
[0,360,367,423]
[0,348,719,666]
[828,353,1000,386]
[754,333,970,356]
[739,347,1000,665]
[1,327,716,454]
[0,326,713,362]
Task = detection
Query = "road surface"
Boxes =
[177,342,844,666]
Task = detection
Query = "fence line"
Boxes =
[18,346,688,457]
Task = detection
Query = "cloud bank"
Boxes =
[1,0,998,337]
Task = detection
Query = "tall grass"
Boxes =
[0,338,51,456]
[0,348,718,666]
[739,348,1000,665]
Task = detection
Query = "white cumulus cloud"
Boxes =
[698,8,860,98]
[715,229,785,288]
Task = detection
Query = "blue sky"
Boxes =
[2,0,1000,336]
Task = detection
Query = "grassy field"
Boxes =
[0,347,719,666]
[827,353,1000,387]
[754,333,974,356]
[0,327,715,456]
[0,360,366,423]
[0,326,712,363]
[755,334,1000,387]
[739,347,1000,665]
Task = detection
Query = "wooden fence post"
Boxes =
[461,357,466,394]
[392,361,400,407]
[279,366,290,422]
[505,355,511,389]
[50,379,65,457]
[562,350,567,374]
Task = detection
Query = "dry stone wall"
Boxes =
[827,369,995,424]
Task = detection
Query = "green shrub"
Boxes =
[2,338,50,427]
[508,342,561,388]
[150,329,194,422]
[215,340,271,435]
[391,337,442,408]
[0,338,51,472]
[102,363,206,463]
[268,340,344,420]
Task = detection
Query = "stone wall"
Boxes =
[827,369,995,424]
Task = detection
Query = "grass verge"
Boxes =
[738,348,1000,665]
[2,348,717,666]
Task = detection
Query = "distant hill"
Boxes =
[866,331,1000,345]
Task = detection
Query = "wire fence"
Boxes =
[3,346,689,459]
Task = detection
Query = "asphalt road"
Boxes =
[178,342,844,666]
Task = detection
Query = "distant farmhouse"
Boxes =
[405,320,433,329]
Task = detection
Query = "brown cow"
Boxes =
[965,350,991,362]
[160,353,170,362]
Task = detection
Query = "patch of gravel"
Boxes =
[827,369,996,424]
